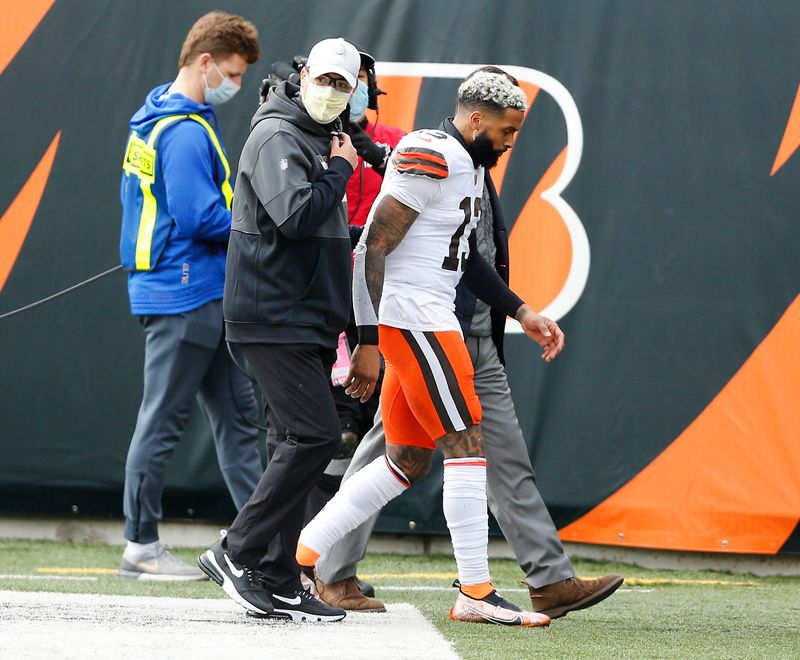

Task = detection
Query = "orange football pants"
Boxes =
[379,325,482,450]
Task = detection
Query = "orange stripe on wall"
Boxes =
[559,295,800,554]
[508,147,571,313]
[491,81,539,195]
[0,0,56,75]
[0,132,61,293]
[770,84,800,176]
[366,76,423,134]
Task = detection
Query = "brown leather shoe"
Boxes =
[317,576,386,612]
[528,574,623,619]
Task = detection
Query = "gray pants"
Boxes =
[316,334,574,589]
[123,300,262,543]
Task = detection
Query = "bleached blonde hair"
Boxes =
[457,68,527,113]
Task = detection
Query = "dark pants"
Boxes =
[224,343,340,592]
[123,300,262,543]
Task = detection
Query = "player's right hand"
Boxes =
[344,344,381,402]
[330,132,358,170]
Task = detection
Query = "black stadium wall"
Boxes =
[1,1,798,555]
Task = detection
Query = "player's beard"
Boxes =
[470,130,505,169]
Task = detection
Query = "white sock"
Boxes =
[300,455,410,557]
[124,540,158,557]
[443,457,490,586]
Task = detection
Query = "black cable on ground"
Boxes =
[0,265,124,321]
[0,262,270,432]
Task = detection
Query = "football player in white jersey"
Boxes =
[297,69,564,626]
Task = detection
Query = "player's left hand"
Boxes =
[516,304,565,363]
[344,344,381,402]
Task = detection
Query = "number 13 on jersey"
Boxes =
[441,196,481,272]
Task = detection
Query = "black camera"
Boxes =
[259,55,307,104]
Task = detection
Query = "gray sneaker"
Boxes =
[119,542,208,581]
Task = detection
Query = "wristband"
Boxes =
[357,325,379,345]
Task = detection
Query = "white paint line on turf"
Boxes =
[0,590,460,660]
[377,586,652,593]
[0,575,98,581]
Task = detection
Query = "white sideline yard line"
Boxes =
[0,574,98,582]
[0,590,460,660]
[377,586,652,593]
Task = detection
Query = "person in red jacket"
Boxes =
[344,50,406,227]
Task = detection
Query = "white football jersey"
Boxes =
[363,129,484,332]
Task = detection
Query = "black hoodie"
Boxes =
[223,82,354,347]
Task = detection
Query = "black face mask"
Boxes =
[469,129,504,169]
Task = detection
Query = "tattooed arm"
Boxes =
[362,195,419,321]
[345,194,420,402]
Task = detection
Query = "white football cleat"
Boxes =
[449,589,551,627]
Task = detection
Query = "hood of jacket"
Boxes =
[252,81,343,135]
[129,82,216,135]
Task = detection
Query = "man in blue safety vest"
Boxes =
[117,11,262,580]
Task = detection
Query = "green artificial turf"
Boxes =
[1,539,798,659]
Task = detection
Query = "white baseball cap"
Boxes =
[305,38,360,88]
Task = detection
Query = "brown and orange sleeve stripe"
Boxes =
[392,147,449,180]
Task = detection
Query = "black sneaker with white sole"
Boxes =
[248,589,346,622]
[197,532,274,616]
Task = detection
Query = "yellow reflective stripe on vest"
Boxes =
[187,113,233,210]
[133,115,186,270]
[126,114,233,270]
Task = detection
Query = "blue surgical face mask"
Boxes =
[204,61,240,106]
[348,80,369,121]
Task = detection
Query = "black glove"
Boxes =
[348,224,365,248]
[348,122,389,168]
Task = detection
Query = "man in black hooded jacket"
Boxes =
[197,37,360,623]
